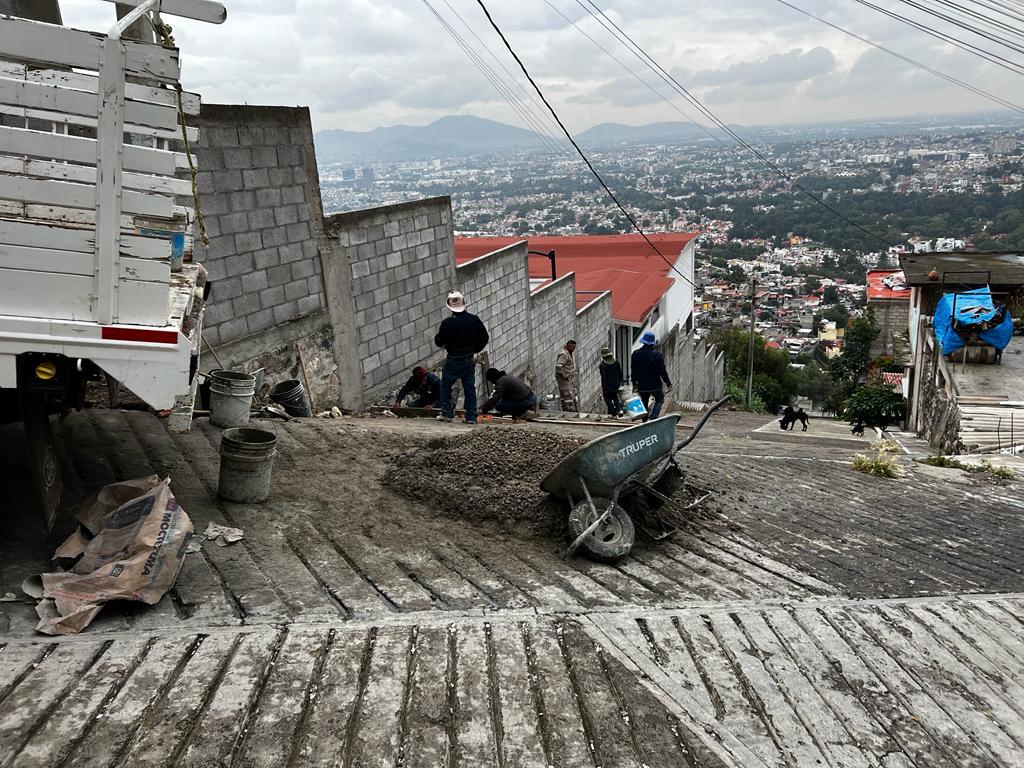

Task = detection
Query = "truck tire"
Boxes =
[568,499,635,562]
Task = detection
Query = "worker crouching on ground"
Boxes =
[631,331,672,421]
[394,366,441,410]
[599,346,623,416]
[434,290,489,424]
[480,368,537,419]
[555,339,578,411]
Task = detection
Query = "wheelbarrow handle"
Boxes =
[672,395,731,455]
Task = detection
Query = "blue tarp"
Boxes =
[934,286,1014,355]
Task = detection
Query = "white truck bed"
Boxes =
[0,8,209,412]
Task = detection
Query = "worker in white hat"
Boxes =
[433,290,489,424]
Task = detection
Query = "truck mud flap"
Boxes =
[18,391,63,533]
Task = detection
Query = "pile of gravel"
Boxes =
[383,427,587,537]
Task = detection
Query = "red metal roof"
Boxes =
[572,269,673,324]
[455,233,697,324]
[455,233,698,279]
[867,269,911,300]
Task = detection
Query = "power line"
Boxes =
[471,0,698,288]
[894,0,1024,54]
[575,0,893,249]
[541,0,728,145]
[420,0,566,154]
[850,0,1024,76]
[438,0,575,152]
[774,0,1024,114]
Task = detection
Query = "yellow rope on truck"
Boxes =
[154,21,209,247]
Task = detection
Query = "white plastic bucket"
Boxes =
[623,394,647,420]
[210,371,256,428]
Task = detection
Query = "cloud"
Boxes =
[54,0,1023,131]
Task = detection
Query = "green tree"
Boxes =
[797,363,833,408]
[803,276,822,294]
[821,285,840,305]
[821,304,849,328]
[710,328,798,413]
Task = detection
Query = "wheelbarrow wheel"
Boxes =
[568,498,635,562]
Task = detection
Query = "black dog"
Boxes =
[851,420,865,437]
[779,406,809,432]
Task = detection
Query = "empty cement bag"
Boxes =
[33,476,192,635]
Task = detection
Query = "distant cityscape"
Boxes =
[317,113,1023,364]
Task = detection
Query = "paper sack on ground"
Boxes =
[33,475,193,635]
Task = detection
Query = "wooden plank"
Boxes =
[489,622,548,768]
[404,626,451,768]
[0,175,172,218]
[0,242,169,282]
[0,102,197,143]
[0,125,180,175]
[0,16,181,84]
[24,203,190,229]
[347,626,412,768]
[101,0,228,25]
[0,267,170,325]
[0,155,191,197]
[0,217,169,260]
[0,76,179,131]
[62,637,199,768]
[11,637,151,768]
[292,629,370,767]
[233,629,328,768]
[0,60,200,115]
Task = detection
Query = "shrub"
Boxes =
[844,383,906,428]
[852,450,901,478]
[981,460,1017,481]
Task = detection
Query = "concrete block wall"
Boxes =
[456,241,532,384]
[662,326,726,408]
[194,105,325,349]
[575,293,613,412]
[530,273,577,405]
[323,197,456,401]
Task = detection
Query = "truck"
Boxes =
[0,0,226,531]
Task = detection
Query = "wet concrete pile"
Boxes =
[383,427,586,537]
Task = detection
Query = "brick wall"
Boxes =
[194,105,325,349]
[575,293,612,412]
[324,198,455,401]
[456,241,532,385]
[529,273,577,406]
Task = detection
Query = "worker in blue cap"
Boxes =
[630,330,672,421]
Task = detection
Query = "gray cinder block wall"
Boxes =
[455,241,532,382]
[195,105,325,347]
[322,197,456,408]
[192,104,344,408]
[662,328,725,408]
[575,293,612,411]
[529,274,577,405]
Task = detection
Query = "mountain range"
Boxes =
[313,115,706,163]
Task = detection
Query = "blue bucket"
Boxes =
[623,394,647,420]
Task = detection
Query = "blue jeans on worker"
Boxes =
[492,394,537,417]
[640,388,664,421]
[440,355,477,422]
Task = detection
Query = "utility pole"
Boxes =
[746,277,757,409]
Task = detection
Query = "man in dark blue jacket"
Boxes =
[394,367,441,409]
[434,290,489,424]
[630,330,672,421]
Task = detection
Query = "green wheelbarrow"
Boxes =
[540,396,730,562]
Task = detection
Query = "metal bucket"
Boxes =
[218,427,277,503]
[268,379,311,417]
[209,370,256,428]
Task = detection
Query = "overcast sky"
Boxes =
[61,0,1022,134]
